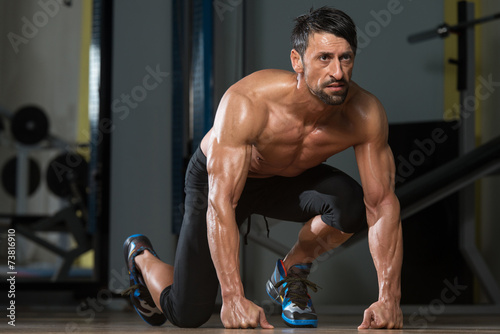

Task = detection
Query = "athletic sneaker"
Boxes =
[266,259,319,328]
[121,234,167,326]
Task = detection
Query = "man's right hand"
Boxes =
[220,295,274,329]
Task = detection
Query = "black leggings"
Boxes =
[160,147,366,327]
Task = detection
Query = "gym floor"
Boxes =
[4,307,500,333]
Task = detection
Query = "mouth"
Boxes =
[325,83,345,92]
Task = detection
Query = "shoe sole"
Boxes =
[282,313,317,328]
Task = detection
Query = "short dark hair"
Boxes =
[291,7,357,58]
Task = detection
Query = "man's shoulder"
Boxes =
[346,82,388,142]
[347,82,386,121]
[244,69,295,81]
[348,82,383,111]
[215,70,291,133]
[229,69,295,97]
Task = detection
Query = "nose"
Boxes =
[329,59,344,81]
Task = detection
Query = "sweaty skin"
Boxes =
[201,32,403,329]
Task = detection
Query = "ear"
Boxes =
[290,49,304,74]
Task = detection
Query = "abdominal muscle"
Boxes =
[247,141,349,178]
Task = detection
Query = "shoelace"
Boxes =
[121,284,140,297]
[121,284,156,307]
[274,276,320,309]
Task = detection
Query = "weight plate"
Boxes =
[11,105,49,145]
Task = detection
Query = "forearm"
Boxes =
[206,203,244,299]
[366,195,403,303]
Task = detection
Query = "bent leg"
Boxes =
[283,215,353,269]
[242,164,366,268]
[130,148,217,328]
[247,164,366,328]
[135,250,174,309]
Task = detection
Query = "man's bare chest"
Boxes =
[249,122,356,177]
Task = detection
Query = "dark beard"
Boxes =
[309,79,348,105]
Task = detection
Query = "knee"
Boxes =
[321,186,366,233]
[160,288,214,328]
[172,313,211,328]
[169,305,213,328]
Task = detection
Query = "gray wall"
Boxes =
[109,0,175,292]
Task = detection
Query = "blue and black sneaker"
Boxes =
[266,259,319,328]
[121,234,167,326]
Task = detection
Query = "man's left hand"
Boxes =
[358,300,403,329]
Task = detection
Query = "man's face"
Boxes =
[300,32,355,105]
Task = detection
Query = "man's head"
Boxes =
[291,6,357,59]
[290,7,357,105]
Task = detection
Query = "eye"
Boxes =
[341,54,352,61]
[319,54,330,61]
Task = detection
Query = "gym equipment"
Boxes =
[46,152,89,199]
[171,0,215,235]
[9,204,91,281]
[404,1,500,314]
[1,156,41,197]
[0,105,88,150]
[11,105,50,145]
[1,151,91,281]
[408,12,500,44]
[0,104,91,281]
